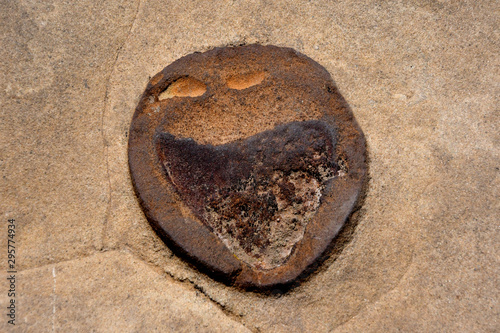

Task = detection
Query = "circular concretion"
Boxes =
[128,44,367,289]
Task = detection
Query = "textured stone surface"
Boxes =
[1,251,250,332]
[1,0,498,332]
[0,0,138,270]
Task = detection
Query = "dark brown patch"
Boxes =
[156,121,338,269]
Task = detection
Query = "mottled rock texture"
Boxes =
[1,0,498,332]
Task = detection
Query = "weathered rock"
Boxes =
[128,45,366,288]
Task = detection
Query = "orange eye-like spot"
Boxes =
[226,71,266,90]
[159,77,206,100]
